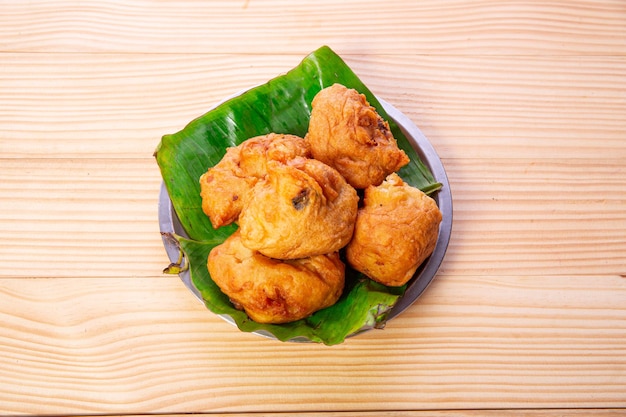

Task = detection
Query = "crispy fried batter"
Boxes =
[199,133,310,228]
[305,84,409,189]
[208,230,345,324]
[346,173,442,287]
[238,157,359,259]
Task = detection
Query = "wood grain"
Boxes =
[1,54,625,160]
[1,157,623,278]
[2,0,626,415]
[444,158,626,276]
[1,0,625,55]
[0,274,624,414]
[105,412,626,417]
[0,158,166,278]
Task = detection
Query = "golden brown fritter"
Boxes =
[345,173,442,287]
[305,83,410,189]
[199,133,310,228]
[208,230,345,324]
[238,157,359,260]
[199,146,255,229]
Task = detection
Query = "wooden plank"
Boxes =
[0,53,300,159]
[0,157,624,278]
[0,274,624,414]
[111,408,624,417]
[1,0,625,55]
[0,158,167,278]
[442,158,626,276]
[358,55,626,160]
[83,411,626,417]
[1,54,624,160]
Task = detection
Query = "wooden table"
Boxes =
[1,1,625,415]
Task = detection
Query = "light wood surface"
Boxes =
[1,1,625,415]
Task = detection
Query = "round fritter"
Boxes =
[345,173,442,287]
[199,133,310,229]
[208,230,345,324]
[238,157,359,260]
[305,83,410,189]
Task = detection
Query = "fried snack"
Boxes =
[346,173,442,287]
[305,83,410,189]
[208,230,345,324]
[238,157,359,259]
[199,133,310,228]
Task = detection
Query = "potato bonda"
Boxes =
[346,173,442,287]
[208,230,345,324]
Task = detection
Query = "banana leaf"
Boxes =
[154,46,440,345]
[176,236,404,345]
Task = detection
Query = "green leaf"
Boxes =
[154,46,439,344]
[178,237,403,345]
